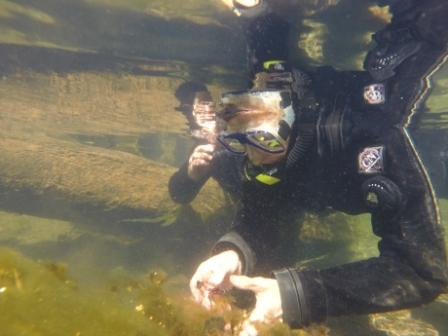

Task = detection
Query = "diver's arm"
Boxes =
[169,147,242,204]
[168,144,216,204]
[274,127,448,328]
[168,162,209,204]
[212,186,286,275]
[364,0,448,126]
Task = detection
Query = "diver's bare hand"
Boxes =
[230,275,283,336]
[187,144,216,182]
[190,250,242,309]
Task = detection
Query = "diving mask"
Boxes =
[219,88,295,137]
[218,130,286,155]
[217,89,295,154]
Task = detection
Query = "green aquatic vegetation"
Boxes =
[441,198,448,219]
[297,19,328,64]
[426,64,448,115]
[131,270,256,336]
[0,248,169,336]
[370,310,439,336]
[0,210,143,249]
[0,247,329,336]
[125,270,328,336]
[298,212,379,268]
[0,210,81,245]
[0,248,234,336]
[121,210,178,227]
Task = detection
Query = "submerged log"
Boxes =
[0,136,226,219]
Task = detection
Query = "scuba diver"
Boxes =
[169,0,448,334]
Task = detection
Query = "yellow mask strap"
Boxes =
[255,173,281,185]
[263,60,285,71]
[243,164,281,185]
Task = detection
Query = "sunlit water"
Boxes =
[0,1,447,335]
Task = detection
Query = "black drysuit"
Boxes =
[169,0,448,328]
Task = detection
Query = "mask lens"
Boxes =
[221,137,246,154]
[247,132,285,153]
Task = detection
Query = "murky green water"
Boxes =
[0,1,447,335]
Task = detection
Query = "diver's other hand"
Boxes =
[190,250,242,309]
[230,275,282,336]
[188,144,216,182]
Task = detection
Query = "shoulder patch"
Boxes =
[358,146,384,174]
[364,83,386,105]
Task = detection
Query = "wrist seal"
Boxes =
[274,268,309,328]
[212,231,257,275]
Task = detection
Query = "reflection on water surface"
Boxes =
[0,0,447,335]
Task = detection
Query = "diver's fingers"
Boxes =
[208,269,227,287]
[198,269,227,309]
[195,154,213,163]
[239,305,267,336]
[249,307,264,323]
[190,267,211,302]
[190,267,223,309]
[239,320,259,336]
[201,292,214,310]
[190,152,213,165]
[190,274,203,303]
[224,322,232,333]
[192,153,213,163]
[195,144,216,154]
[191,159,211,169]
[230,275,264,292]
[191,280,214,308]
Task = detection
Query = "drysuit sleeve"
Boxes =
[168,162,209,204]
[363,0,448,126]
[212,182,299,275]
[168,149,242,204]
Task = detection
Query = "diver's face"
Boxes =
[226,116,289,166]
